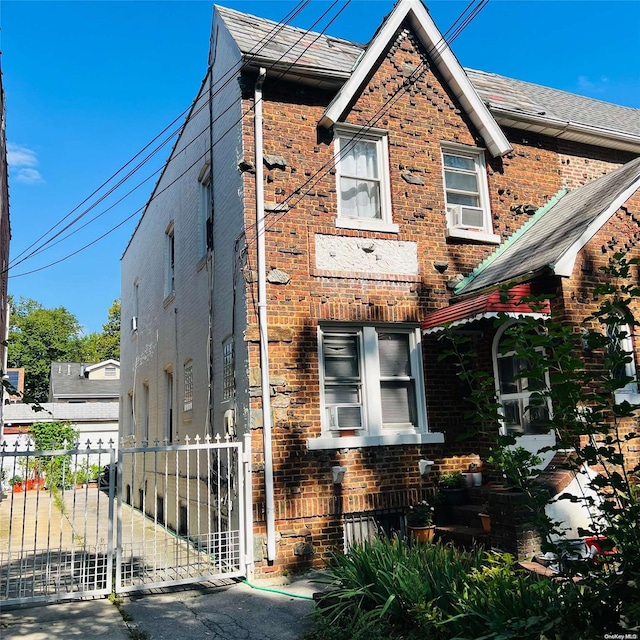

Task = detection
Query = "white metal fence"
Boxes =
[0,433,250,606]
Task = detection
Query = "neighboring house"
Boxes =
[1,361,120,480]
[49,360,120,403]
[120,0,640,573]
[5,368,24,403]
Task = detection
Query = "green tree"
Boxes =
[8,296,85,403]
[79,299,120,362]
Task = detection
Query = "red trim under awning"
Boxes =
[422,284,551,334]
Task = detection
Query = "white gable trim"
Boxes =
[84,359,121,373]
[319,0,511,158]
[553,179,640,277]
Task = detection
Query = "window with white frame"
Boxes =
[165,223,175,298]
[607,322,638,396]
[441,144,497,242]
[319,325,426,435]
[493,322,551,436]
[198,162,212,258]
[334,125,396,232]
[183,361,193,412]
[222,339,234,401]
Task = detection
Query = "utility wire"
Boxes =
[8,0,312,270]
[11,0,489,278]
[244,0,490,247]
[9,0,350,278]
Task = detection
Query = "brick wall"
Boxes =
[236,27,639,573]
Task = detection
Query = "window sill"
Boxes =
[307,431,444,450]
[336,218,399,234]
[446,228,501,244]
[615,391,640,405]
[163,291,176,308]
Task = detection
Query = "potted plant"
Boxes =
[478,503,491,533]
[439,471,467,506]
[88,464,101,488]
[406,499,436,542]
[8,476,25,493]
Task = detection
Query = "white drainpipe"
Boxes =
[254,67,276,562]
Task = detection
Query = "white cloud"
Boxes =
[14,168,44,185]
[577,75,609,94]
[7,143,44,184]
[7,143,38,167]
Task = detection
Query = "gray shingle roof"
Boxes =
[213,3,640,145]
[49,362,120,401]
[465,68,640,139]
[215,5,364,81]
[456,156,640,296]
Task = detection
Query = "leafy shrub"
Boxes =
[309,539,592,640]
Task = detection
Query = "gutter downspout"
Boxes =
[254,67,276,562]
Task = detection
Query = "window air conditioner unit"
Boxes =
[447,204,484,230]
[327,405,362,431]
[131,316,138,332]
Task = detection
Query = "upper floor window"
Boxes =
[334,125,397,233]
[441,143,498,244]
[318,325,426,436]
[198,162,212,259]
[493,322,551,436]
[165,223,175,298]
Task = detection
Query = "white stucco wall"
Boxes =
[121,16,248,448]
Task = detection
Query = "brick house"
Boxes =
[120,0,640,573]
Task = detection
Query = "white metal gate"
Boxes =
[0,433,250,606]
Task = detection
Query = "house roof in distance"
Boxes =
[49,361,120,401]
[455,156,640,297]
[213,1,640,153]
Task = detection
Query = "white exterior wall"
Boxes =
[208,21,249,436]
[0,402,119,480]
[121,15,248,448]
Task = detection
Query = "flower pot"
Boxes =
[12,482,25,493]
[408,525,435,543]
[479,513,491,533]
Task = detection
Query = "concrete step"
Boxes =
[451,503,485,528]
[436,524,490,550]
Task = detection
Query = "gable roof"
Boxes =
[318,0,511,158]
[455,156,640,297]
[213,1,640,154]
[214,4,364,89]
[49,362,120,401]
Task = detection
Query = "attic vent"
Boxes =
[105,366,117,378]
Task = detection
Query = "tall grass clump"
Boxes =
[307,537,591,640]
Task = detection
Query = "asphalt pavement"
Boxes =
[0,572,324,640]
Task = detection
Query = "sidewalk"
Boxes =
[0,573,323,640]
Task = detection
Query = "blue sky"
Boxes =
[1,0,639,335]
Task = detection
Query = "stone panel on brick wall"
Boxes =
[315,234,418,275]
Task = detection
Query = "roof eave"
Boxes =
[552,175,640,277]
[241,56,351,88]
[491,108,640,154]
[319,0,512,158]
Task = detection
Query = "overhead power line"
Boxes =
[8,0,312,271]
[10,0,490,279]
